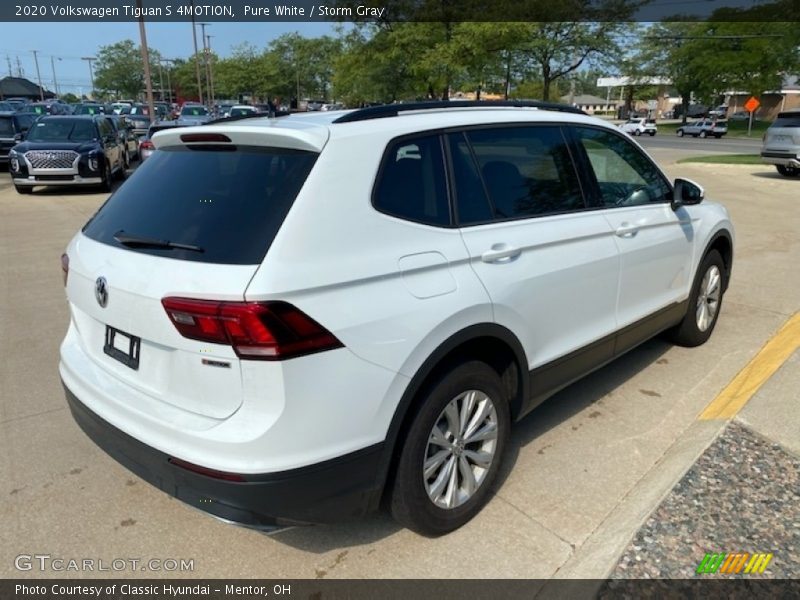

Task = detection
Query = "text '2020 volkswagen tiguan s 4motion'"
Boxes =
[60,101,734,536]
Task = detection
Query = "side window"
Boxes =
[575,127,671,207]
[373,135,450,226]
[447,132,494,225]
[465,126,585,219]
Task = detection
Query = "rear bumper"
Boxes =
[64,382,385,529]
[761,152,800,168]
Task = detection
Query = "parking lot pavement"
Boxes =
[1,160,798,580]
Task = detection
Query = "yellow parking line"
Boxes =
[699,312,800,420]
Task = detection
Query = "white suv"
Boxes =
[60,101,734,536]
[619,117,658,137]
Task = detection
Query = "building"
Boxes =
[560,93,619,115]
[0,76,55,101]
[723,75,800,120]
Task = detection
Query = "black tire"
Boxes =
[390,360,510,536]
[665,250,726,347]
[676,129,684,137]
[123,149,130,170]
[14,185,33,194]
[700,131,707,139]
[649,131,656,136]
[633,129,641,136]
[776,165,800,177]
[99,161,113,192]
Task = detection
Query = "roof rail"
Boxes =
[332,100,585,124]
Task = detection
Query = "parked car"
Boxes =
[107,115,139,165]
[59,101,734,536]
[708,105,728,117]
[760,109,800,177]
[0,111,39,164]
[138,121,187,162]
[111,102,132,115]
[126,114,153,138]
[9,115,126,193]
[229,105,257,117]
[728,111,751,121]
[74,103,112,116]
[176,105,212,126]
[619,117,657,137]
[676,119,728,139]
[27,101,72,116]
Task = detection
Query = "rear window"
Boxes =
[82,145,317,265]
[772,113,800,128]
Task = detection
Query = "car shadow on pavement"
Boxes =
[495,337,672,490]
[269,337,672,553]
[751,170,800,180]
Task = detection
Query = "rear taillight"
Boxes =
[61,253,69,286]
[161,297,343,360]
[140,140,154,150]
[168,457,246,482]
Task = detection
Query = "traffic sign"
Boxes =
[744,96,760,113]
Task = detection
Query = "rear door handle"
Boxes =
[481,244,521,263]
[615,222,639,237]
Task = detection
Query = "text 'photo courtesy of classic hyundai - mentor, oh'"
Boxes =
[59,101,734,536]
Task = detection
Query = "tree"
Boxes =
[94,39,161,99]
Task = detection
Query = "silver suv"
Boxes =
[761,110,800,177]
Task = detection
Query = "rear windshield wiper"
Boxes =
[113,231,204,253]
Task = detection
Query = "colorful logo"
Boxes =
[696,552,773,575]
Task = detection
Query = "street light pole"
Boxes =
[136,0,156,123]
[190,0,203,104]
[81,57,96,99]
[162,59,174,104]
[31,50,44,100]
[206,34,216,107]
[50,55,61,99]
[199,23,211,107]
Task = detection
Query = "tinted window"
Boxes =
[465,126,584,218]
[575,127,670,207]
[773,113,800,128]
[16,114,36,131]
[181,106,209,116]
[373,135,450,226]
[447,132,494,224]
[0,117,13,136]
[82,146,317,265]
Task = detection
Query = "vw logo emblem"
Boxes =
[95,276,108,308]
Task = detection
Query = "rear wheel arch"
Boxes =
[376,324,528,503]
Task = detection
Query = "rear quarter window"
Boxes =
[772,113,800,128]
[82,145,317,265]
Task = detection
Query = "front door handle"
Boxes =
[615,222,639,237]
[481,244,521,263]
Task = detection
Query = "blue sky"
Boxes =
[0,22,337,95]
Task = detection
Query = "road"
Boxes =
[637,133,762,154]
[1,157,798,581]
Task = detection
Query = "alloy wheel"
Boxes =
[423,389,499,509]
[696,265,721,332]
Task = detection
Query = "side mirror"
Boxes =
[672,178,704,210]
[14,133,24,142]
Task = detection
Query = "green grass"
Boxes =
[676,154,762,165]
[658,120,770,138]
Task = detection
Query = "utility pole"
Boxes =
[136,0,156,122]
[5,55,12,77]
[31,50,44,100]
[50,55,61,99]
[81,57,96,99]
[199,23,211,107]
[206,34,216,107]
[162,59,174,104]
[190,1,203,104]
[157,59,165,102]
[15,56,24,77]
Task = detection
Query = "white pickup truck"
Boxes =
[620,117,658,136]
